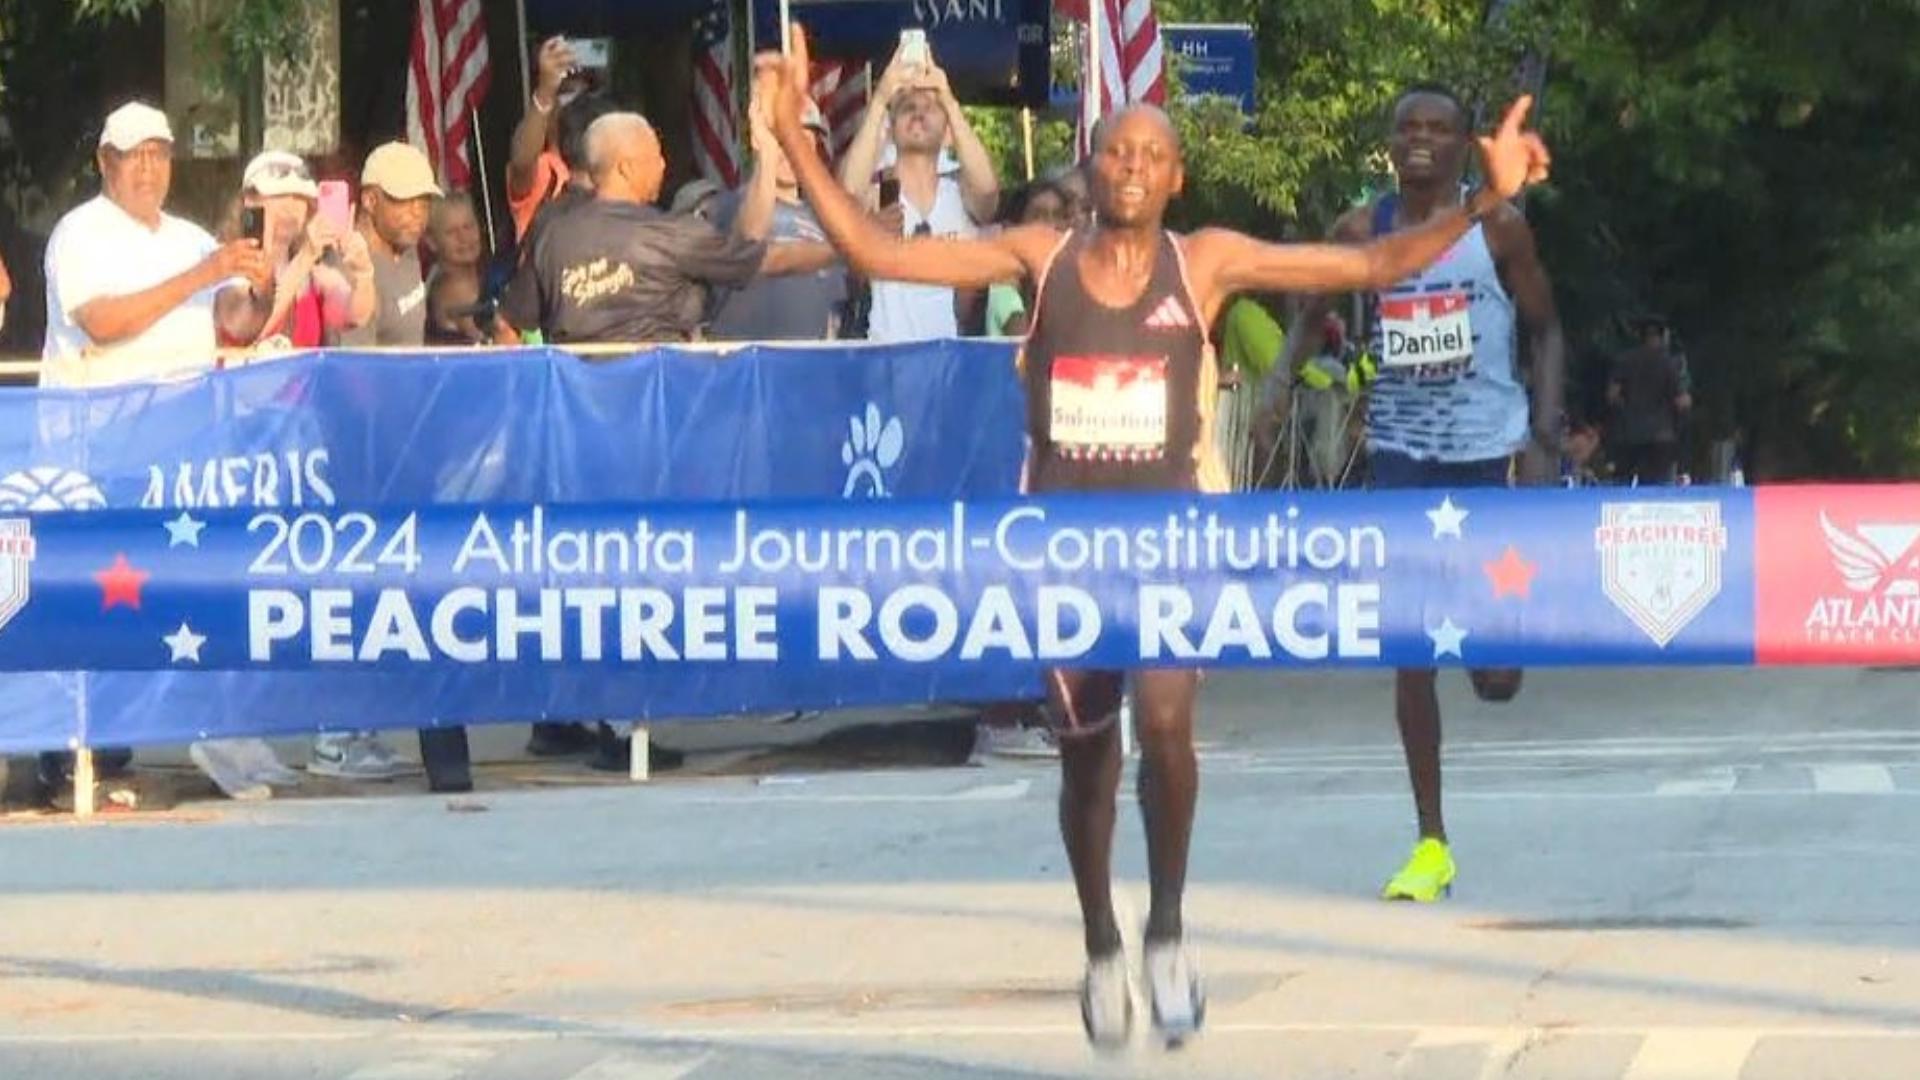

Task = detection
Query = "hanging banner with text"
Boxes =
[0,481,1861,753]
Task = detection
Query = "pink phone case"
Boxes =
[317,181,352,233]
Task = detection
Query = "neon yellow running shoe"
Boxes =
[1381,838,1455,902]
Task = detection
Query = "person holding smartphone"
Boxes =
[216,150,376,350]
[507,35,596,242]
[835,33,1000,342]
[42,102,273,385]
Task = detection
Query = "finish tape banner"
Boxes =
[0,344,1026,752]
[5,482,1908,746]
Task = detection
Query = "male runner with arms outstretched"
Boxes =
[759,35,1551,1049]
[1273,85,1567,904]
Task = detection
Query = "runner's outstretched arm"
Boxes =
[1194,97,1551,301]
[760,38,1056,289]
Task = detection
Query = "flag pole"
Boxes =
[514,0,531,105]
[1083,2,1103,158]
[469,106,499,256]
[1021,106,1036,180]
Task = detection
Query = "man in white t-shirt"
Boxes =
[42,102,271,387]
[837,43,999,342]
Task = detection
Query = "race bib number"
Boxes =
[1050,354,1168,455]
[1380,291,1473,374]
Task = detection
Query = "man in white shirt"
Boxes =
[837,44,999,342]
[42,102,270,387]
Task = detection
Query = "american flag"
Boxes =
[1062,0,1166,155]
[809,59,871,164]
[405,0,492,189]
[691,0,741,187]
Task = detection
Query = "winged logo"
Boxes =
[1819,512,1920,595]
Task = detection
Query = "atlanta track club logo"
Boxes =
[0,518,35,635]
[1594,501,1727,647]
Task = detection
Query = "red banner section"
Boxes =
[1755,485,1920,664]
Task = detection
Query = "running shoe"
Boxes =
[189,740,272,801]
[310,733,421,780]
[1143,939,1206,1047]
[1080,950,1133,1050]
[1381,837,1455,902]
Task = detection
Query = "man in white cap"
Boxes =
[340,142,442,348]
[41,101,272,385]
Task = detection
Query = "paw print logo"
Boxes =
[841,402,905,498]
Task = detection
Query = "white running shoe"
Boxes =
[189,740,272,802]
[1080,951,1133,1050]
[1144,939,1206,1047]
[229,738,301,787]
[309,733,421,780]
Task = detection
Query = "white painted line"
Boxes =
[953,780,1033,801]
[1656,768,1738,796]
[1621,1029,1757,1080]
[680,780,1033,805]
[564,1052,712,1080]
[344,1046,494,1080]
[1392,1026,1531,1079]
[1813,763,1896,794]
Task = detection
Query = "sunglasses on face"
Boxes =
[251,160,313,184]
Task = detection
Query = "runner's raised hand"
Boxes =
[1477,96,1551,200]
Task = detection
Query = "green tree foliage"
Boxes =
[74,0,315,96]
[1063,0,1920,477]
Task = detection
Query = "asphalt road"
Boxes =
[3,667,1919,1078]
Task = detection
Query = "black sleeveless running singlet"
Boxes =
[1023,230,1209,493]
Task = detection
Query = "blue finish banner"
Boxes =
[0,483,1765,754]
[0,490,1757,679]
[0,344,1028,752]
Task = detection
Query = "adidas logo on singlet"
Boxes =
[1142,295,1193,331]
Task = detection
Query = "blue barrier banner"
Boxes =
[0,344,1028,752]
[0,488,1764,749]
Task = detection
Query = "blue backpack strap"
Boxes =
[1357,195,1400,350]
[1371,193,1399,238]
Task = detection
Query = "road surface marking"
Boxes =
[1656,768,1738,796]
[1812,764,1896,794]
[564,1052,712,1080]
[1393,1026,1532,1078]
[1621,1029,1757,1080]
[342,1045,494,1080]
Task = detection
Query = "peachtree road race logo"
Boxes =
[842,403,904,499]
[0,467,106,511]
[1594,501,1727,647]
[0,518,34,634]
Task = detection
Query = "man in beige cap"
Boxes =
[42,101,272,385]
[340,142,442,348]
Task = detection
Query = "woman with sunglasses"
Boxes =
[216,151,375,350]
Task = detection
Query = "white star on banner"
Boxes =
[163,512,206,548]
[1427,617,1469,660]
[1426,496,1469,540]
[163,622,206,664]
